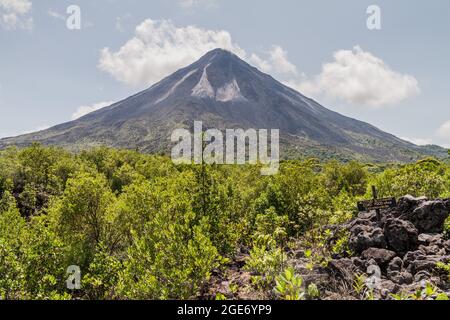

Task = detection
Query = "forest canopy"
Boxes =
[0,143,449,300]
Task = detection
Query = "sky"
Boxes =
[0,0,449,147]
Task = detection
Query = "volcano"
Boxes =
[0,49,444,162]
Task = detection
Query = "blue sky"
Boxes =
[0,0,449,147]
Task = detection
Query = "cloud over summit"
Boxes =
[0,0,33,30]
[98,20,420,110]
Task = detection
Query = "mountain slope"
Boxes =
[0,49,446,162]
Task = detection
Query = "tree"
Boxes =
[47,172,120,268]
[116,172,220,299]
[0,193,27,299]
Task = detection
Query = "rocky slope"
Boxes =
[203,195,450,300]
[325,195,450,299]
[0,49,446,162]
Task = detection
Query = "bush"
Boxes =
[245,243,287,289]
[372,158,448,198]
[274,267,304,300]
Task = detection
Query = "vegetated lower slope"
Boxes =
[1,145,449,300]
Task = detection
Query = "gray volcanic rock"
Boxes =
[388,257,404,273]
[362,248,397,268]
[328,195,450,299]
[405,200,450,233]
[397,195,429,212]
[0,49,447,162]
[348,224,386,253]
[418,233,445,246]
[388,271,413,286]
[384,218,419,255]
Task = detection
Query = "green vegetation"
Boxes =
[391,283,449,301]
[274,267,304,300]
[0,144,449,300]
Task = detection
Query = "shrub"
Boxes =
[274,267,304,300]
[245,244,287,289]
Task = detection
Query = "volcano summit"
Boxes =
[0,49,445,162]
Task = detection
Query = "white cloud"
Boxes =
[401,137,433,146]
[0,0,33,30]
[179,0,217,9]
[98,19,246,87]
[250,46,298,76]
[98,19,303,88]
[0,0,31,16]
[98,20,419,111]
[295,46,420,108]
[437,121,450,141]
[399,121,450,148]
[71,101,114,120]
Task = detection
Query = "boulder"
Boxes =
[380,280,400,298]
[357,211,378,222]
[404,200,450,234]
[365,258,378,269]
[388,271,413,285]
[349,225,386,253]
[397,195,428,214]
[403,250,426,267]
[320,195,450,300]
[418,244,446,256]
[384,218,418,255]
[414,271,432,283]
[362,248,396,268]
[445,240,450,254]
[351,257,366,271]
[387,257,403,273]
[413,258,441,273]
[404,250,448,274]
[418,233,444,246]
[328,258,358,276]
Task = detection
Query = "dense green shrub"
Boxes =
[0,144,449,299]
[371,158,448,198]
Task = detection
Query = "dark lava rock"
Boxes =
[403,200,450,234]
[397,195,428,214]
[419,244,446,256]
[351,257,366,271]
[384,218,418,255]
[328,258,358,277]
[418,233,444,246]
[403,250,426,267]
[404,250,449,274]
[362,248,396,268]
[388,271,413,285]
[414,271,432,283]
[349,225,386,254]
[380,280,400,298]
[387,257,403,273]
[323,195,450,299]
